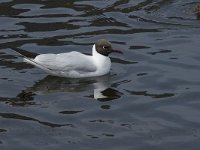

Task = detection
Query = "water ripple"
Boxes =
[1,0,200,149]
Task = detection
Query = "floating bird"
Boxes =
[12,39,122,78]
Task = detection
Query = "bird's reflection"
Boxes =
[20,75,122,101]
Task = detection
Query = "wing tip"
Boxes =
[11,47,39,59]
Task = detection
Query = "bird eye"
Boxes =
[103,46,109,49]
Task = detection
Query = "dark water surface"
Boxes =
[1,0,200,149]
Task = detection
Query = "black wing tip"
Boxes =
[11,47,39,59]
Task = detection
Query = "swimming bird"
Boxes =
[12,39,122,78]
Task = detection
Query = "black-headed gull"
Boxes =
[12,39,122,78]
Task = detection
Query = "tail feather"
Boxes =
[12,47,39,58]
[24,58,61,76]
[12,47,63,77]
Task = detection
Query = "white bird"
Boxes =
[12,39,122,78]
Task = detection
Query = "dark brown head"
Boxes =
[95,39,122,56]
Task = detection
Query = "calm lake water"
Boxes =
[1,0,200,149]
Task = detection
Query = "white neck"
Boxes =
[92,44,108,59]
[92,44,111,75]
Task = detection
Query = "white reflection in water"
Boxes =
[21,74,120,101]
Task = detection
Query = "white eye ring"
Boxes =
[103,46,108,49]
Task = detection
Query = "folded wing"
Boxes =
[34,51,97,73]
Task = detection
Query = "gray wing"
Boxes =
[34,51,97,73]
